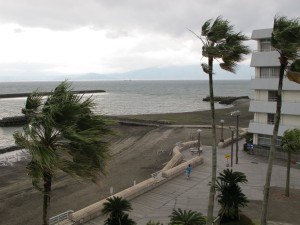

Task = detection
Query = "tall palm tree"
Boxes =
[102,196,135,225]
[169,208,206,225]
[191,16,250,224]
[281,129,300,197]
[14,81,112,225]
[215,169,248,222]
[261,15,300,225]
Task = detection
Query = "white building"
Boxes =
[248,28,300,151]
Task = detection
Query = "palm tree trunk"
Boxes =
[260,58,286,225]
[206,57,217,225]
[285,152,291,197]
[43,173,52,225]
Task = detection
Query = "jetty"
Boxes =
[0,116,27,127]
[0,89,106,99]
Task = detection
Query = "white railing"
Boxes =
[49,210,74,225]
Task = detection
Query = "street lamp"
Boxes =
[231,110,240,164]
[220,119,225,142]
[197,129,202,155]
[229,126,235,167]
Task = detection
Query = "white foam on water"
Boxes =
[0,149,29,166]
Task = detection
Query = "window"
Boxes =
[258,134,281,147]
[258,134,271,146]
[260,39,275,51]
[260,67,280,78]
[267,114,275,124]
[268,91,278,102]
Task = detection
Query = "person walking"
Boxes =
[186,164,192,179]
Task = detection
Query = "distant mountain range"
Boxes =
[0,64,253,81]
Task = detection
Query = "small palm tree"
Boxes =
[102,196,135,225]
[261,15,300,225]
[215,169,248,222]
[14,81,112,225]
[281,129,300,197]
[190,16,250,225]
[169,208,206,225]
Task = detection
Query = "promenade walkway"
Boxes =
[84,139,300,225]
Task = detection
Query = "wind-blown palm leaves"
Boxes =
[200,16,250,74]
[14,81,113,225]
[215,169,248,222]
[261,15,300,225]
[191,16,250,225]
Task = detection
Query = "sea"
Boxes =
[0,80,253,148]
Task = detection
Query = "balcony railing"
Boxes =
[267,97,277,102]
[252,49,276,53]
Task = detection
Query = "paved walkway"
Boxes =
[84,140,300,225]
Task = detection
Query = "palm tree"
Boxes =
[261,15,300,225]
[14,81,112,225]
[190,16,250,224]
[169,208,206,225]
[102,196,135,225]
[281,129,300,197]
[215,169,248,222]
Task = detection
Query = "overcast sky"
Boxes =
[0,0,298,80]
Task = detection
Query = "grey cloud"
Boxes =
[1,0,299,37]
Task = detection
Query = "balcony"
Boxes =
[250,51,280,67]
[249,100,300,115]
[248,120,300,136]
[250,78,300,91]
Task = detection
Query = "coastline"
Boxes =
[0,99,253,225]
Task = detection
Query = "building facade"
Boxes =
[248,28,300,150]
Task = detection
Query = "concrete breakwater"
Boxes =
[0,89,105,99]
[202,96,249,105]
[0,145,23,154]
[0,116,27,127]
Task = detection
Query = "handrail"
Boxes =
[49,210,74,225]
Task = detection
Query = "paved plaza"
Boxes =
[84,140,300,225]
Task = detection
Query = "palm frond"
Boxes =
[201,19,212,36]
[201,63,213,74]
[22,91,43,117]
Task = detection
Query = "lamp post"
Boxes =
[220,119,225,142]
[231,110,240,164]
[197,129,202,155]
[229,126,235,167]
